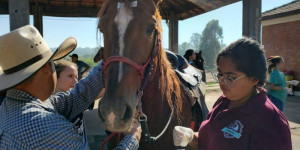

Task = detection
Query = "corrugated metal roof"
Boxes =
[262,1,300,21]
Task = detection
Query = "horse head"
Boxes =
[97,0,163,132]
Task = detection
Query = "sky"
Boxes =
[0,0,294,49]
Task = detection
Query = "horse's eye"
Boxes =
[146,24,155,36]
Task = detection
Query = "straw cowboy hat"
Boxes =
[0,25,77,91]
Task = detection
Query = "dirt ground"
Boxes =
[204,72,222,110]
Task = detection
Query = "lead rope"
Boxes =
[100,132,118,150]
[138,88,175,143]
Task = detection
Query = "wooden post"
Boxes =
[34,5,43,36]
[242,0,261,43]
[9,0,29,31]
[169,11,178,53]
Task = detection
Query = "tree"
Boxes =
[199,19,223,69]
[178,42,191,55]
[190,33,201,52]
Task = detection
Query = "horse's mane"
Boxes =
[153,7,183,120]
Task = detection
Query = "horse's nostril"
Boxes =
[122,105,132,122]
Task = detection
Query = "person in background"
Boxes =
[193,50,206,82]
[54,59,78,93]
[0,25,140,149]
[183,49,196,66]
[70,53,90,80]
[267,56,291,111]
[173,37,292,150]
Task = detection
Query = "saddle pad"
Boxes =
[183,65,202,81]
[175,70,198,86]
[175,65,203,86]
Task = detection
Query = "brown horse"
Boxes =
[97,0,203,149]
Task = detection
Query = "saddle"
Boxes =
[165,50,209,131]
[176,67,207,108]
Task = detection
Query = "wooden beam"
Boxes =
[242,0,261,43]
[164,0,194,17]
[33,5,43,36]
[9,0,30,31]
[169,11,178,53]
[0,1,8,14]
[186,0,240,12]
[38,5,100,17]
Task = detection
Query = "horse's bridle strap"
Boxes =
[102,30,159,81]
[103,56,151,80]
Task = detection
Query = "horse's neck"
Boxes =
[141,65,172,116]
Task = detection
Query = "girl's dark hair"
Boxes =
[267,56,283,73]
[216,37,267,87]
[183,49,194,61]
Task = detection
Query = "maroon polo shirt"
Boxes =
[198,89,292,150]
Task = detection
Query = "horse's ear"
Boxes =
[153,0,162,5]
[98,1,109,18]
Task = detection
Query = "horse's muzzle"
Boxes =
[98,99,134,132]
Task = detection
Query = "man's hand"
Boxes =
[124,120,142,141]
[173,126,194,147]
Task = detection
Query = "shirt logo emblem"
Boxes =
[222,120,244,139]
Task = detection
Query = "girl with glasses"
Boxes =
[173,37,292,150]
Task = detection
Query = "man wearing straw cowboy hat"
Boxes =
[0,25,141,150]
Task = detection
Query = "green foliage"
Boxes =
[178,20,223,70]
[178,42,192,55]
[61,47,100,68]
[199,19,223,70]
[80,57,98,68]
[63,54,98,68]
[190,33,201,51]
[206,82,218,87]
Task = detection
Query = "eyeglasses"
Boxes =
[217,73,245,88]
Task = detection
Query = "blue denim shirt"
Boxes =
[0,63,139,150]
[0,95,4,106]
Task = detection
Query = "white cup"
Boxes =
[173,126,191,147]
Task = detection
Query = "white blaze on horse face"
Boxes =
[108,112,116,128]
[114,6,134,82]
